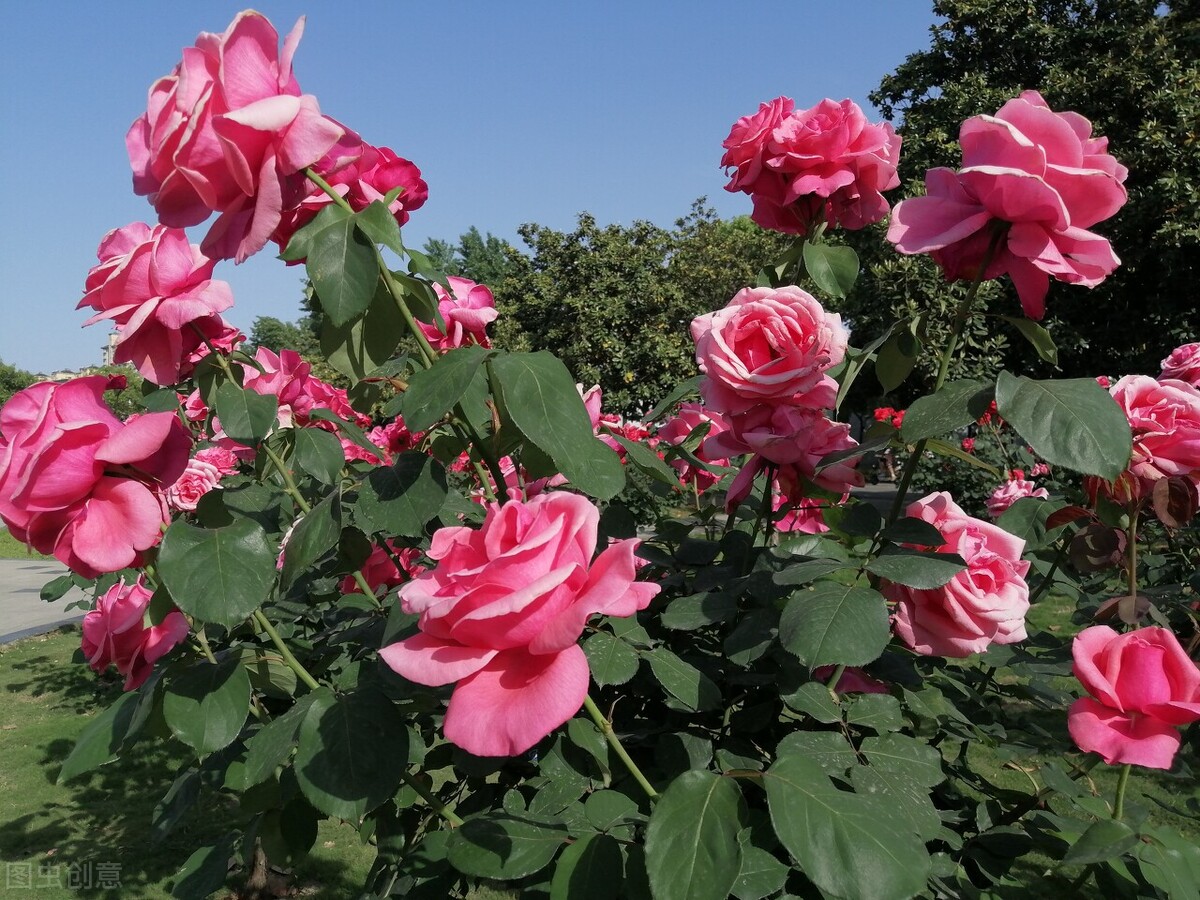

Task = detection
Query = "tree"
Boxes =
[846,0,1200,390]
[493,202,789,416]
[420,226,518,286]
[0,359,35,408]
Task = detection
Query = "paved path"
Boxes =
[0,559,88,645]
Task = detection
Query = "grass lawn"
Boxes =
[0,527,50,561]
[0,627,376,899]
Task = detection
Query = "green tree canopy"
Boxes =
[843,0,1200,395]
[0,359,35,409]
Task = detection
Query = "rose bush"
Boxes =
[4,12,1194,899]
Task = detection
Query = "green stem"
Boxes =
[1112,763,1132,820]
[1121,510,1140,625]
[261,442,312,514]
[253,609,321,692]
[194,627,219,665]
[825,664,847,700]
[400,771,464,827]
[583,694,659,800]
[887,230,1005,525]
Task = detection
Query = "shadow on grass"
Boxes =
[0,632,369,899]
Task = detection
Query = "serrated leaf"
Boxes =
[582,631,641,687]
[320,279,404,382]
[447,814,568,880]
[866,548,966,588]
[170,833,238,900]
[157,519,276,628]
[280,490,342,587]
[162,656,251,756]
[293,428,345,485]
[355,200,404,255]
[779,583,890,668]
[776,731,857,776]
[1062,818,1138,865]
[242,694,320,787]
[803,241,859,298]
[303,206,378,326]
[355,451,448,537]
[901,379,992,442]
[550,832,624,900]
[214,383,278,445]
[774,558,855,586]
[644,771,745,900]
[1000,315,1058,365]
[399,344,492,432]
[764,753,929,900]
[57,691,141,783]
[646,648,721,712]
[995,372,1132,480]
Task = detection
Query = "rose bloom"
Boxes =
[961,437,976,453]
[888,91,1127,319]
[1161,342,1200,387]
[1030,462,1051,477]
[275,129,428,253]
[126,11,344,262]
[166,458,223,511]
[1090,375,1200,503]
[194,445,240,475]
[339,541,423,596]
[0,376,190,577]
[418,277,498,351]
[722,97,900,234]
[1069,625,1200,769]
[691,286,849,416]
[78,223,235,385]
[380,492,659,757]
[986,477,1049,519]
[884,491,1030,658]
[81,577,190,691]
[776,494,841,535]
[656,403,731,492]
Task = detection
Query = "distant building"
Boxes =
[33,332,120,383]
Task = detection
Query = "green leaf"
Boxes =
[293,687,407,821]
[644,771,745,900]
[661,593,739,630]
[583,631,641,687]
[399,344,491,432]
[214,383,278,445]
[550,832,624,900]
[611,433,680,486]
[646,648,721,712]
[355,200,405,255]
[773,559,855,586]
[447,814,568,880]
[1062,819,1138,865]
[779,583,890,668]
[846,694,904,732]
[880,518,946,547]
[320,279,404,382]
[901,378,992,442]
[306,408,386,462]
[158,519,276,628]
[860,733,944,786]
[151,767,201,845]
[776,731,857,776]
[732,836,788,900]
[1000,315,1058,365]
[162,655,251,756]
[170,833,238,900]
[293,428,345,485]
[242,694,320,787]
[995,372,1132,480]
[834,323,897,413]
[354,451,448,537]
[301,205,378,326]
[281,490,342,587]
[1136,826,1200,900]
[644,375,703,422]
[764,753,929,900]
[876,327,921,393]
[781,682,842,723]
[585,790,642,832]
[849,765,941,841]
[57,691,141,783]
[491,351,625,500]
[802,241,859,298]
[866,548,966,588]
[925,436,1003,475]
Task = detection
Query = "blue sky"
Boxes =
[0,2,938,375]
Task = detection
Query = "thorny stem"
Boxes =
[252,609,320,692]
[583,694,659,801]
[887,228,1007,526]
[400,771,464,828]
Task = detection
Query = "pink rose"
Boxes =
[1161,342,1200,387]
[961,437,976,453]
[775,495,836,535]
[380,492,659,756]
[986,478,1050,518]
[340,541,423,596]
[166,458,223,511]
[126,12,344,262]
[418,277,498,351]
[275,131,428,253]
[691,286,849,416]
[77,223,235,385]
[194,445,240,475]
[1068,625,1200,769]
[722,97,900,234]
[1095,375,1200,502]
[657,403,731,492]
[1030,462,1051,478]
[887,91,1127,319]
[0,376,191,577]
[81,577,189,691]
[884,491,1030,658]
[579,384,604,431]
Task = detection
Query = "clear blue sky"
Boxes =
[0,2,938,375]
